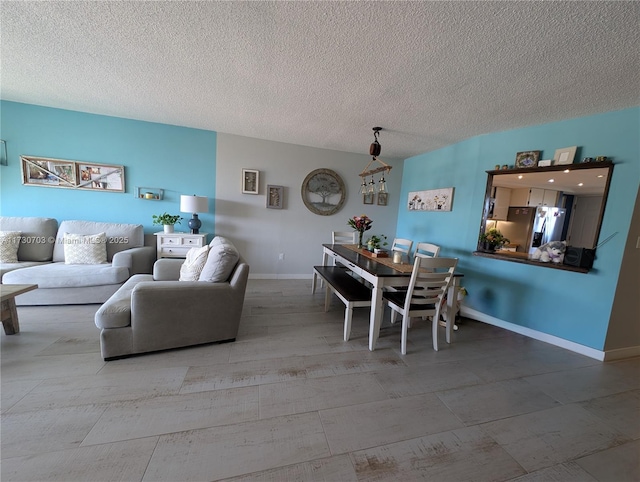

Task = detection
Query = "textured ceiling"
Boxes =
[1,1,638,159]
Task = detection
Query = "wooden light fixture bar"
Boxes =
[359,157,392,178]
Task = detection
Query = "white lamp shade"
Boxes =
[180,195,209,214]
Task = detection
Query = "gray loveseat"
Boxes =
[0,217,155,305]
[94,236,249,360]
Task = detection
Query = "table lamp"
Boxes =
[180,195,209,234]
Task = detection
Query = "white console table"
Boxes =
[154,232,208,259]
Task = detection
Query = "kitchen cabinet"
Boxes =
[528,188,558,207]
[510,188,557,207]
[490,186,511,220]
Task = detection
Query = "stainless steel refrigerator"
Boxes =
[528,206,567,254]
[498,207,536,253]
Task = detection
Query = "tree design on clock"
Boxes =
[301,168,346,216]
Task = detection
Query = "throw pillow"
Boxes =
[179,245,210,281]
[199,236,239,282]
[0,231,22,263]
[63,232,108,264]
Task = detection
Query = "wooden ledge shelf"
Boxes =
[472,250,589,274]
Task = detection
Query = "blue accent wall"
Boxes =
[396,108,639,350]
[0,101,216,235]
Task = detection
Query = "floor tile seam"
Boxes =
[2,399,114,415]
[433,386,566,428]
[1,433,161,463]
[1,379,48,413]
[78,412,266,449]
[179,366,405,395]
[257,385,394,421]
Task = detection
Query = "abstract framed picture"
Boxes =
[515,151,541,169]
[554,146,577,165]
[407,187,454,211]
[21,155,124,192]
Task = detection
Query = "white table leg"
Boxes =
[445,277,460,344]
[368,284,385,351]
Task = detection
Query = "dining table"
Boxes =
[312,244,463,351]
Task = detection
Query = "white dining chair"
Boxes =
[414,242,441,259]
[391,238,413,256]
[382,256,458,354]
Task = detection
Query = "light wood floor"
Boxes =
[1,279,638,481]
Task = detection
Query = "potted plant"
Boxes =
[366,234,388,252]
[152,213,183,233]
[479,228,509,251]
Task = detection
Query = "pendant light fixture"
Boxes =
[359,127,392,194]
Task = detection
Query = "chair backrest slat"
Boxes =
[391,238,413,255]
[403,256,458,310]
[414,242,441,259]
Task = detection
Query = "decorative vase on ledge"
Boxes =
[357,231,364,249]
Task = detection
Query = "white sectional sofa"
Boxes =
[0,217,155,305]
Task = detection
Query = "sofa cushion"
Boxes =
[2,262,129,288]
[95,274,153,329]
[179,245,210,281]
[199,236,239,282]
[0,231,22,263]
[53,220,144,262]
[1,261,50,279]
[0,217,58,262]
[63,232,108,264]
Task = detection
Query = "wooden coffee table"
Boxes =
[1,284,38,335]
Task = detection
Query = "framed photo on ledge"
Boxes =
[554,146,577,165]
[242,169,259,194]
[515,151,541,169]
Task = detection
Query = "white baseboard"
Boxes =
[602,345,640,361]
[460,306,606,361]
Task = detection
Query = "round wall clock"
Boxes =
[301,168,346,216]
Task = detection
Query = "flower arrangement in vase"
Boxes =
[479,228,509,251]
[347,215,373,248]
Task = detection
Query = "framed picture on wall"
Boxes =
[363,193,374,204]
[266,185,284,209]
[377,192,388,206]
[242,169,259,194]
[21,155,124,192]
[77,162,125,191]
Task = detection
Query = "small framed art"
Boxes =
[377,192,388,206]
[515,151,541,169]
[363,193,374,204]
[554,146,577,165]
[266,185,284,209]
[242,169,259,194]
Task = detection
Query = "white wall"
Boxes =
[216,133,403,278]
